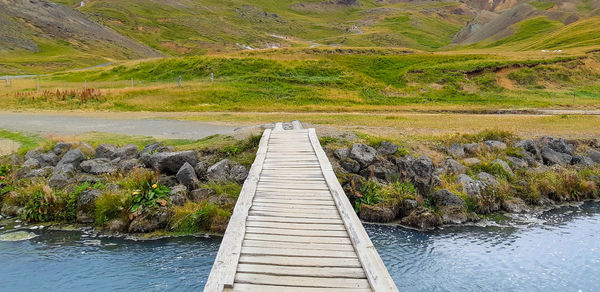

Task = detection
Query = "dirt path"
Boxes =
[0,112,237,140]
[0,139,20,156]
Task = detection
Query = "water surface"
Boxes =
[0,201,598,291]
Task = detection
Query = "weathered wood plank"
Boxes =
[228,283,371,292]
[252,202,336,210]
[235,273,370,289]
[244,233,351,244]
[249,210,341,219]
[238,255,361,267]
[246,221,345,230]
[236,264,366,278]
[245,227,348,238]
[246,215,344,225]
[240,246,357,258]
[308,128,398,292]
[242,239,354,251]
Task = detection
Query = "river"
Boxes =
[0,201,598,291]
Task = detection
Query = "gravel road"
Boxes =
[0,112,236,139]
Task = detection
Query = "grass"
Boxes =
[528,1,555,10]
[0,130,47,154]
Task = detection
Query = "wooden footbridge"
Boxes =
[205,121,398,291]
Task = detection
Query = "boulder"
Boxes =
[484,140,507,151]
[477,172,499,188]
[24,150,42,161]
[588,149,600,164]
[206,159,248,183]
[538,136,574,155]
[358,203,397,223]
[189,188,216,202]
[377,141,398,156]
[447,143,465,158]
[78,142,96,157]
[541,146,572,166]
[397,199,418,218]
[49,163,77,188]
[463,157,482,166]
[78,175,102,185]
[491,159,514,177]
[208,195,236,208]
[396,155,436,195]
[149,151,198,175]
[441,158,466,176]
[53,142,72,156]
[515,139,541,158]
[506,156,528,169]
[176,162,200,190]
[464,143,481,155]
[400,207,442,229]
[169,185,188,206]
[95,144,118,160]
[502,197,531,213]
[571,155,594,167]
[429,189,465,207]
[340,158,360,173]
[140,142,172,155]
[114,144,138,160]
[23,166,54,179]
[39,152,59,166]
[105,219,128,233]
[333,147,350,160]
[360,158,397,180]
[349,143,377,168]
[57,149,85,169]
[76,189,102,223]
[118,158,143,172]
[456,174,482,198]
[128,207,171,233]
[80,158,117,175]
[23,158,41,169]
[159,175,179,188]
[439,205,469,224]
[194,161,210,180]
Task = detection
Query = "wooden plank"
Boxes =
[204,129,272,292]
[235,273,370,289]
[243,239,354,251]
[247,215,343,225]
[241,246,357,258]
[238,255,361,267]
[250,206,339,216]
[252,203,336,210]
[246,221,345,231]
[229,283,371,292]
[245,227,348,238]
[244,233,351,245]
[308,128,398,292]
[249,210,341,219]
[292,120,303,130]
[274,122,283,131]
[236,263,365,278]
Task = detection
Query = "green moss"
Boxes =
[201,182,242,199]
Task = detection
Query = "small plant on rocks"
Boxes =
[130,181,170,214]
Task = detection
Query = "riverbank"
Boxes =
[1,123,600,235]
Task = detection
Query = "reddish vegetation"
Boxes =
[14,88,103,103]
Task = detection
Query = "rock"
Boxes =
[23,158,41,169]
[377,141,398,156]
[176,162,200,190]
[333,147,350,160]
[396,155,436,195]
[78,175,102,185]
[80,158,117,175]
[429,189,465,207]
[141,142,173,155]
[23,166,54,178]
[159,175,179,188]
[502,197,531,213]
[105,219,128,233]
[360,158,397,180]
[464,143,481,155]
[76,189,102,223]
[169,185,188,206]
[477,172,499,187]
[95,144,118,159]
[49,163,77,188]
[189,188,216,202]
[588,149,600,164]
[149,151,198,175]
[400,207,442,229]
[456,174,482,198]
[439,205,468,224]
[447,143,465,158]
[39,152,59,166]
[515,139,541,158]
[463,157,482,166]
[118,158,143,172]
[441,158,466,176]
[538,136,574,155]
[24,150,42,161]
[208,195,236,208]
[206,159,248,183]
[57,149,85,169]
[506,156,528,169]
[571,155,594,167]
[128,207,171,233]
[491,159,514,177]
[1,203,24,217]
[397,199,418,218]
[0,231,37,241]
[78,142,96,157]
[7,153,22,165]
[194,161,210,180]
[340,158,360,173]
[53,142,72,156]
[484,140,507,151]
[349,143,377,168]
[114,144,138,160]
[541,146,572,166]
[359,203,396,223]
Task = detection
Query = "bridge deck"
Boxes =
[205,122,397,292]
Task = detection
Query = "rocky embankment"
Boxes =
[326,136,600,229]
[0,141,249,234]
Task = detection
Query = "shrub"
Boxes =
[382,181,417,201]
[221,135,261,156]
[170,202,231,233]
[130,181,170,213]
[95,191,131,225]
[0,164,12,198]
[355,180,383,212]
[119,168,155,190]
[22,185,57,223]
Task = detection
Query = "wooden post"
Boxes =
[210,72,214,82]
[553,92,556,108]
[5,76,8,87]
[131,77,134,88]
[37,75,40,92]
[178,75,182,87]
[573,92,575,105]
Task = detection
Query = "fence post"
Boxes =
[131,78,134,88]
[85,80,87,90]
[210,72,214,83]
[5,76,8,87]
[178,75,182,87]
[553,92,556,108]
[573,92,575,105]
[37,75,40,92]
